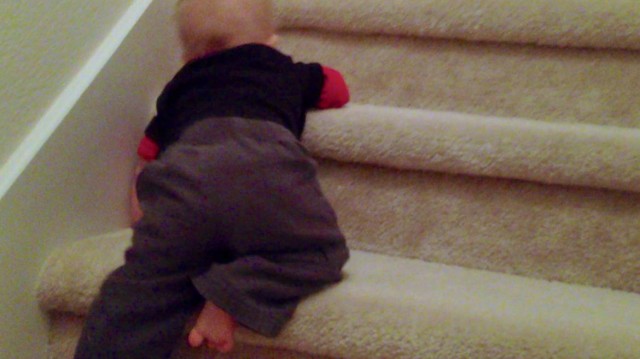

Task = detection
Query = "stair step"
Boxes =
[303,105,640,294]
[34,103,640,297]
[38,230,640,358]
[279,31,640,129]
[318,159,640,295]
[305,105,640,193]
[241,250,640,359]
[37,230,131,315]
[275,0,640,50]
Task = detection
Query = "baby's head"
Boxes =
[176,0,277,62]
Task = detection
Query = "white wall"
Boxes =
[0,0,134,170]
[0,0,181,356]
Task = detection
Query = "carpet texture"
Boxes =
[279,32,640,128]
[306,105,640,193]
[40,231,640,359]
[39,231,640,359]
[38,0,640,358]
[275,0,640,50]
[318,159,640,294]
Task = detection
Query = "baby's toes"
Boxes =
[188,329,205,348]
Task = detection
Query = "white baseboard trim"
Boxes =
[0,0,153,201]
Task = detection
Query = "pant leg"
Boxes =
[75,153,224,359]
[74,261,202,359]
[187,119,350,337]
[193,246,348,337]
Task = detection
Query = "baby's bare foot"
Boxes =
[188,301,237,353]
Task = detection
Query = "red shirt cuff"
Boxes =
[317,66,350,109]
[137,136,159,161]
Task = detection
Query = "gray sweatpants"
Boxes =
[75,118,349,358]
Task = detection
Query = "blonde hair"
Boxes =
[176,0,275,60]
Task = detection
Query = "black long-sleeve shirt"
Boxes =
[144,44,326,154]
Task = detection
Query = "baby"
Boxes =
[75,0,350,357]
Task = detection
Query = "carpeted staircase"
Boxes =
[37,0,640,358]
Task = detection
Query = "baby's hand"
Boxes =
[188,301,237,353]
[130,160,148,224]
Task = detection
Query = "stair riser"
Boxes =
[280,31,640,129]
[318,160,640,294]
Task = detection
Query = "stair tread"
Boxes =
[38,230,640,358]
[275,0,640,50]
[305,104,640,194]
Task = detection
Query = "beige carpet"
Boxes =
[38,0,640,358]
[274,0,640,50]
[279,31,640,129]
[38,231,640,359]
[306,105,640,193]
